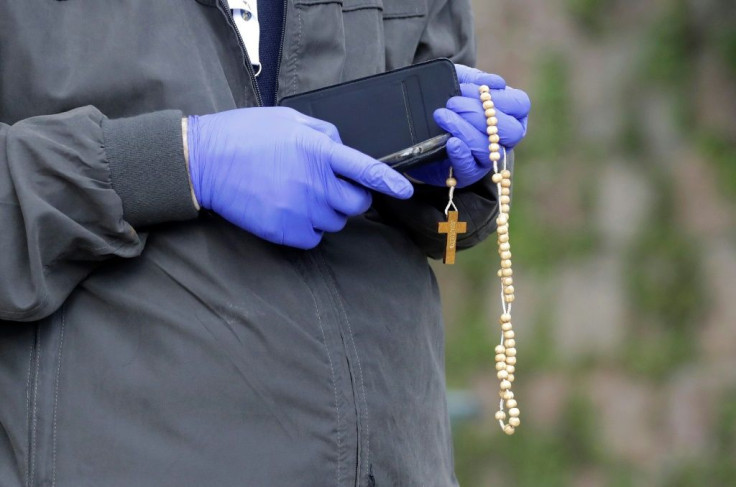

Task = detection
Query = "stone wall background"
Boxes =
[439,0,736,485]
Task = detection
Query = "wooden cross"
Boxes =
[438,210,467,265]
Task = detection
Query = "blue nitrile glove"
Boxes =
[408,64,531,188]
[187,107,414,249]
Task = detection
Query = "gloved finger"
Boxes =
[300,117,343,144]
[434,108,490,161]
[324,177,373,216]
[459,84,532,120]
[310,204,349,233]
[454,64,506,89]
[282,225,324,249]
[446,137,490,187]
[259,206,324,249]
[277,107,343,144]
[327,143,414,199]
[443,98,526,148]
[520,115,529,135]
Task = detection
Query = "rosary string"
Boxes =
[481,85,520,435]
[444,167,458,216]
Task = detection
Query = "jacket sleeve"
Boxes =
[0,106,198,322]
[374,0,502,259]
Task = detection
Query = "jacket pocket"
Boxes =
[382,0,428,69]
[339,0,387,80]
[382,0,427,19]
[342,0,382,11]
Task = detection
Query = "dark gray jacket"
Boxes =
[0,1,501,486]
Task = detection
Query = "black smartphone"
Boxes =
[278,58,460,172]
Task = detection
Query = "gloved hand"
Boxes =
[187,107,414,249]
[408,64,531,188]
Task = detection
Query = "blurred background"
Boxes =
[436,0,736,485]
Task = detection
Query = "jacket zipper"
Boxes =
[215,0,264,106]
[273,0,288,104]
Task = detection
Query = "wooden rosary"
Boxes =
[438,84,520,435]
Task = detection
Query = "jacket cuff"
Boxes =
[102,110,199,227]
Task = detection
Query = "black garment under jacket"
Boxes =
[0,1,502,486]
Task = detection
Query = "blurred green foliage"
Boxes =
[623,176,702,378]
[451,0,736,485]
[698,133,736,199]
[566,0,610,35]
[643,0,697,129]
[662,389,736,486]
[453,391,605,486]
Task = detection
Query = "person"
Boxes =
[0,1,530,486]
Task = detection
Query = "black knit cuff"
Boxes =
[102,110,198,227]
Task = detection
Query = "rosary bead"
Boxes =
[509,408,520,418]
[480,87,520,435]
[497,269,503,277]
